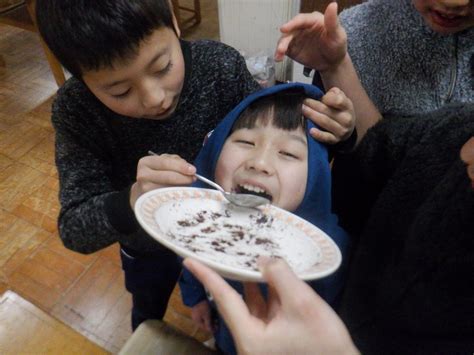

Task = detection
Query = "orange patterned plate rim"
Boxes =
[135,187,342,282]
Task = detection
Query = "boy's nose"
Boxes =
[140,80,165,109]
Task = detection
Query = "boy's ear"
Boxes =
[168,0,182,37]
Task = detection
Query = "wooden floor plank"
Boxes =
[0,290,108,354]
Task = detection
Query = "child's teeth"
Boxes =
[242,184,265,194]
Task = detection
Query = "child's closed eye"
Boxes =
[279,151,299,159]
[154,62,173,77]
[111,89,131,99]
[235,139,254,146]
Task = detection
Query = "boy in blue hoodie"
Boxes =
[179,83,352,354]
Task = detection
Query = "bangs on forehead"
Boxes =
[231,89,308,133]
[231,106,273,131]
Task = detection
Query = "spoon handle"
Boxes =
[195,173,225,193]
[148,151,225,194]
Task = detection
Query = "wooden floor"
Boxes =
[0,290,108,354]
[0,1,218,353]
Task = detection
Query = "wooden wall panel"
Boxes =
[300,0,364,13]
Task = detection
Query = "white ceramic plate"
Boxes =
[135,187,341,282]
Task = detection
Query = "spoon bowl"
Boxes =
[194,173,270,208]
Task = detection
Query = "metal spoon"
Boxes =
[194,173,270,208]
[148,151,270,208]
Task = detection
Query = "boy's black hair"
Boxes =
[232,88,307,132]
[36,0,175,79]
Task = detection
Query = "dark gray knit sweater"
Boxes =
[340,0,474,115]
[52,40,259,254]
[332,103,474,354]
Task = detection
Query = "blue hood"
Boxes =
[192,82,348,255]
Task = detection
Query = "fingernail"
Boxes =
[188,166,196,174]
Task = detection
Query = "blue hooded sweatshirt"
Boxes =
[179,83,350,354]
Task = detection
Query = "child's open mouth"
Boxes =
[235,184,273,202]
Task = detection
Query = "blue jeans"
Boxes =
[120,246,181,331]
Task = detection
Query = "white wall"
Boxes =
[218,0,300,82]
[292,62,314,84]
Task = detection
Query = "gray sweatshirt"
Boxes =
[340,0,474,115]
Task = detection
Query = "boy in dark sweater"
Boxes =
[35,0,354,331]
[35,0,261,330]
